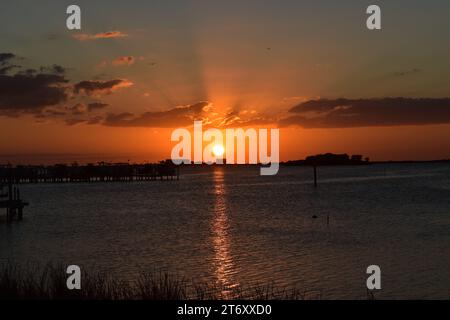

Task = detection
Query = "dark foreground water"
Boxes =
[1,163,449,299]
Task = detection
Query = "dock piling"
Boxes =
[313,165,318,188]
[1,169,28,223]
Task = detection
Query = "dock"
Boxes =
[0,161,180,184]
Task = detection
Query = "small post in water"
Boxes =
[313,165,318,188]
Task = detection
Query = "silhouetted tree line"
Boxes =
[283,153,370,166]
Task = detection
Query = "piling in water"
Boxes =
[313,165,318,188]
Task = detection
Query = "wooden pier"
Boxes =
[0,161,180,185]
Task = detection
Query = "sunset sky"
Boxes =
[1,0,450,164]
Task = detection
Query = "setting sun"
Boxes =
[212,144,225,158]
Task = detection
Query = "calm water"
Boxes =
[1,163,450,299]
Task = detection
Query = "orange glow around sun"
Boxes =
[212,144,225,157]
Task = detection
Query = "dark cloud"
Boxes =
[68,103,87,115]
[0,52,70,116]
[280,98,450,128]
[215,108,273,128]
[88,102,109,111]
[104,112,134,124]
[0,73,69,115]
[67,102,108,116]
[74,79,133,95]
[17,68,38,76]
[0,53,20,75]
[103,102,273,128]
[104,101,210,127]
[43,108,66,117]
[0,64,20,75]
[86,116,104,125]
[0,53,15,62]
[0,53,124,120]
[40,64,66,75]
[65,118,86,126]
[222,117,273,128]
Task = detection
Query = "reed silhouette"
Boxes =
[0,263,310,300]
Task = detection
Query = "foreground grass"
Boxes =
[0,263,310,300]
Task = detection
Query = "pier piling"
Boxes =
[1,167,29,223]
[0,162,180,185]
[313,165,318,188]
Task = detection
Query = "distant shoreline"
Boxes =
[2,160,450,167]
[282,159,450,166]
[1,153,450,168]
[370,159,450,164]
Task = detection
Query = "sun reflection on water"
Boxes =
[211,167,239,298]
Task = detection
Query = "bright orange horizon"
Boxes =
[1,117,450,165]
[1,2,450,164]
